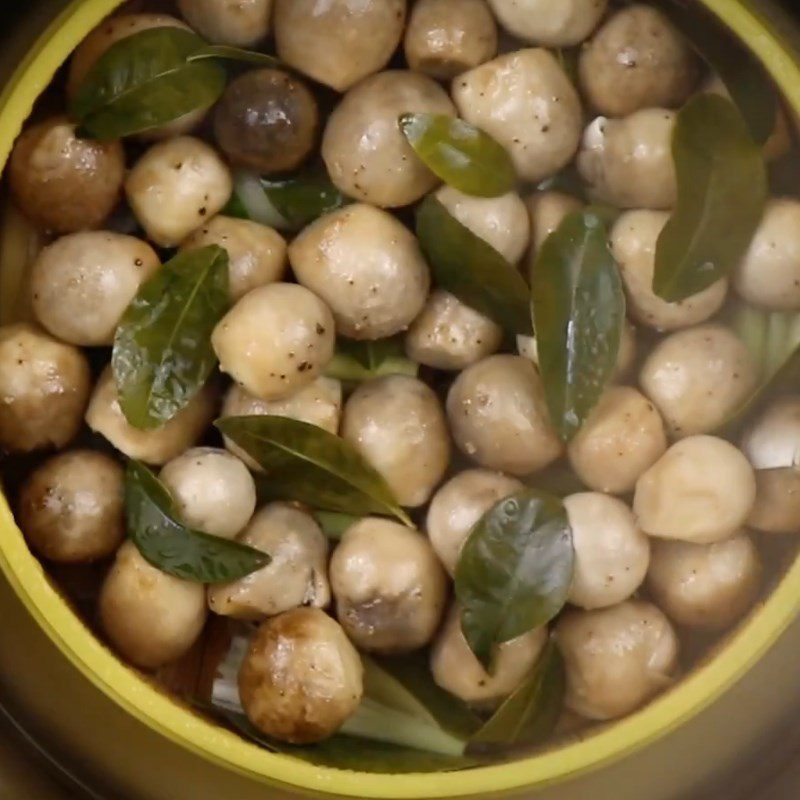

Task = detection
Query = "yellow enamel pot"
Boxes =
[0,2,799,798]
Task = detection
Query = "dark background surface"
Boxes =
[0,1,799,798]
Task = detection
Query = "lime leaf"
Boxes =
[126,461,269,583]
[216,415,412,525]
[455,490,574,668]
[415,196,532,335]
[112,245,229,431]
[70,26,226,140]
[399,113,516,197]
[653,94,767,302]
[531,209,625,441]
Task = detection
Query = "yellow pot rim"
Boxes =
[1,1,800,797]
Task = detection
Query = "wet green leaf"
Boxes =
[415,196,532,335]
[399,113,516,197]
[654,0,777,143]
[216,416,412,526]
[531,209,625,442]
[206,706,475,773]
[226,169,349,232]
[312,510,359,540]
[187,44,280,67]
[70,26,227,140]
[470,640,565,752]
[653,94,767,302]
[126,461,269,583]
[112,245,229,431]
[724,304,800,427]
[455,490,574,668]
[370,655,482,740]
[325,337,418,384]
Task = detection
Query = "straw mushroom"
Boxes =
[177,0,273,47]
[212,283,335,401]
[330,518,447,654]
[238,608,364,744]
[99,541,207,669]
[487,0,608,46]
[30,232,160,346]
[0,324,90,453]
[18,451,124,563]
[9,116,125,234]
[159,448,256,539]
[208,503,330,619]
[556,600,679,720]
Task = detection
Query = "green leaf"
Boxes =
[216,415,412,526]
[70,26,227,140]
[399,113,516,197]
[324,337,418,384]
[369,655,482,740]
[415,196,532,335]
[469,640,565,752]
[455,489,574,668]
[125,461,269,583]
[653,94,768,302]
[724,304,800,427]
[531,209,625,442]
[112,245,229,431]
[654,0,777,143]
[311,510,359,540]
[187,44,280,67]
[227,169,349,232]
[206,706,474,773]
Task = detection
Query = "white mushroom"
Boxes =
[524,190,583,268]
[177,0,273,47]
[453,49,583,183]
[567,386,667,495]
[578,110,677,210]
[18,451,124,563]
[406,290,503,371]
[99,541,207,669]
[647,534,762,630]
[564,493,650,610]
[556,600,679,720]
[159,448,256,539]
[734,198,800,311]
[289,204,430,340]
[640,324,758,439]
[274,0,407,92]
[181,216,287,302]
[0,324,90,453]
[426,469,524,575]
[486,0,608,46]
[31,232,160,347]
[8,115,125,234]
[741,396,800,534]
[341,375,450,508]
[85,366,217,466]
[633,436,756,544]
[446,355,563,476]
[435,186,531,264]
[611,210,728,331]
[208,503,330,619]
[126,137,233,247]
[220,378,343,469]
[330,518,447,654]
[431,603,547,708]
[238,608,363,744]
[212,283,335,401]
[404,0,497,80]
[322,71,455,208]
[578,5,699,116]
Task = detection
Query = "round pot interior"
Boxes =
[0,1,799,797]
